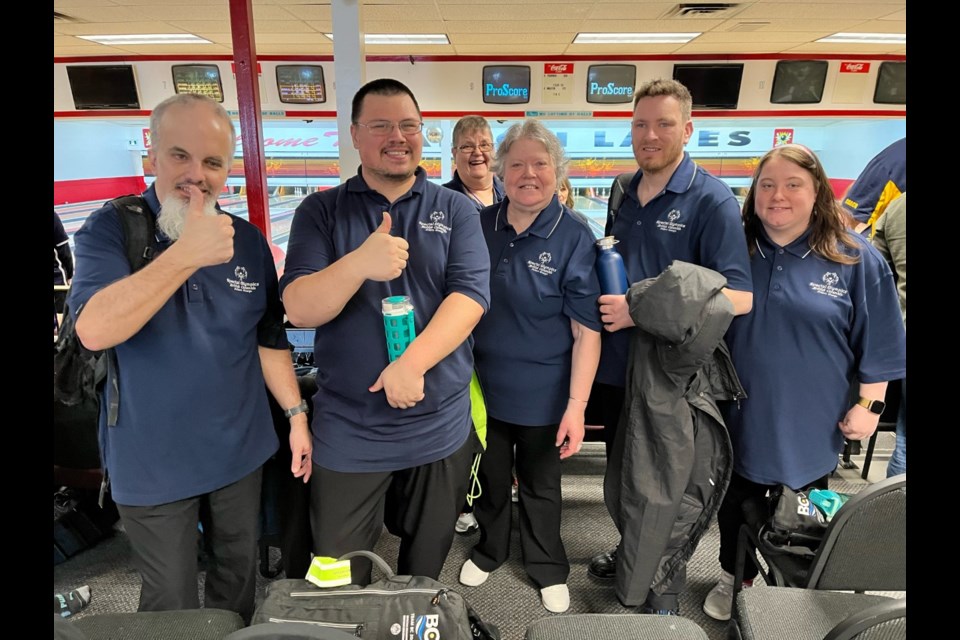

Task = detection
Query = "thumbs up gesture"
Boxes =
[176,184,235,268]
[356,212,409,281]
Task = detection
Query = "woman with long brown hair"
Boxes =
[702,144,906,621]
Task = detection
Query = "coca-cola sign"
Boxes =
[544,63,574,74]
[840,62,871,73]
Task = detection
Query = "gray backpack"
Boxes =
[252,551,500,640]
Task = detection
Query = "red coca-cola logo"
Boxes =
[544,63,573,74]
[840,62,870,73]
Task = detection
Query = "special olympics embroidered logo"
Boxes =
[227,264,260,294]
[809,271,846,299]
[657,209,686,233]
[419,210,450,234]
[539,252,552,264]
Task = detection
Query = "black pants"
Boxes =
[586,382,626,459]
[470,417,568,588]
[718,471,830,579]
[116,468,263,623]
[310,431,478,585]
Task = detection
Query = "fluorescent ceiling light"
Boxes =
[574,32,700,44]
[78,34,212,45]
[816,32,905,44]
[324,34,450,45]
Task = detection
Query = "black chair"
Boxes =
[733,474,906,592]
[731,475,906,640]
[525,613,709,639]
[735,590,905,640]
[64,609,246,640]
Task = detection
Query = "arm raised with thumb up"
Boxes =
[166,184,235,269]
[283,211,412,328]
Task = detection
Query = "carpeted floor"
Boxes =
[53,442,888,640]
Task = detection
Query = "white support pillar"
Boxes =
[331,0,365,183]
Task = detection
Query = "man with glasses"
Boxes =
[280,78,490,583]
[443,115,504,211]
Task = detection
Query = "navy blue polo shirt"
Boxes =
[595,152,752,387]
[442,171,505,212]
[68,185,284,506]
[721,228,906,488]
[279,167,490,473]
[473,196,602,426]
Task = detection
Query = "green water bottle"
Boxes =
[382,295,416,362]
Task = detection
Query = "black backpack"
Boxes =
[53,195,158,427]
[605,172,634,236]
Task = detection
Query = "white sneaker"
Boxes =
[540,584,570,613]
[702,570,751,621]
[455,512,479,534]
[459,559,490,586]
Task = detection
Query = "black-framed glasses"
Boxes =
[354,120,423,136]
[457,142,494,154]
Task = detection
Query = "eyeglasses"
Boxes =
[456,142,494,154]
[354,120,424,136]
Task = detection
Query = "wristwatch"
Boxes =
[856,397,886,415]
[284,399,309,419]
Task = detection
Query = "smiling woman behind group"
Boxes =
[443,115,504,211]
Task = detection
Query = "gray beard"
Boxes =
[157,194,218,240]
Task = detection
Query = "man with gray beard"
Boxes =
[68,94,311,623]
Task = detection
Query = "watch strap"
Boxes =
[856,396,884,415]
[284,399,309,419]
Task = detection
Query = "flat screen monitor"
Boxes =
[286,328,315,353]
[66,65,140,110]
[586,65,636,104]
[672,64,744,109]
[482,66,531,104]
[770,60,828,104]
[172,64,224,102]
[874,62,906,105]
[276,65,326,104]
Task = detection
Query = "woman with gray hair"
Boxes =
[442,115,504,211]
[458,119,601,613]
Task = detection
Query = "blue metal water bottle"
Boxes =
[382,295,416,362]
[595,236,629,295]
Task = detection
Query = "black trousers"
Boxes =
[586,382,626,459]
[470,417,568,588]
[310,431,478,585]
[116,468,263,624]
[718,471,830,579]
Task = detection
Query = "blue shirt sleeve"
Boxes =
[279,192,337,297]
[561,220,603,332]
[255,227,288,349]
[848,235,906,383]
[443,199,491,312]
[67,205,130,319]
[697,189,752,293]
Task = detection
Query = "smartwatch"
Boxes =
[856,397,886,415]
[284,399,309,419]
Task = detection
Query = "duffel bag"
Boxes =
[252,550,500,640]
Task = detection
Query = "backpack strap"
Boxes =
[605,172,634,236]
[101,194,158,427]
[109,194,158,271]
